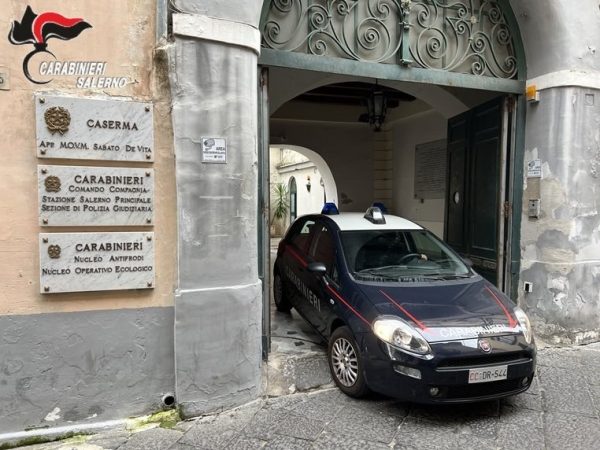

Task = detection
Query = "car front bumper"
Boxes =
[359,333,536,404]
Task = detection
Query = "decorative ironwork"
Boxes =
[263,0,406,63]
[408,0,517,78]
[261,0,518,79]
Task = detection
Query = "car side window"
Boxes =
[289,219,316,254]
[310,224,338,282]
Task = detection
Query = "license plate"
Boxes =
[468,365,508,384]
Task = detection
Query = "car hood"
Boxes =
[357,277,522,343]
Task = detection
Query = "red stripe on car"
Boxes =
[379,290,428,331]
[326,285,371,327]
[484,286,518,328]
[286,245,307,268]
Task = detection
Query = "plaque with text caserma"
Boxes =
[40,232,155,294]
[36,94,153,161]
[39,165,154,226]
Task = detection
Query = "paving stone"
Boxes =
[496,423,545,450]
[544,413,600,450]
[227,436,267,449]
[500,391,544,411]
[85,430,131,449]
[326,405,402,444]
[407,404,472,425]
[263,435,313,450]
[178,408,256,449]
[578,361,600,387]
[244,408,291,441]
[499,402,544,428]
[313,431,390,450]
[265,392,308,411]
[460,415,499,439]
[270,412,326,441]
[538,365,596,416]
[167,443,198,450]
[118,427,183,450]
[393,418,464,450]
[537,348,584,370]
[288,389,347,422]
[588,384,600,414]
[343,394,410,418]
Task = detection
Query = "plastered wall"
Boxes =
[391,110,448,238]
[0,0,176,315]
[270,121,375,212]
[0,1,177,433]
[519,87,600,344]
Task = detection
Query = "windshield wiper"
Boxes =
[354,270,397,281]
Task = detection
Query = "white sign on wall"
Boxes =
[35,94,154,161]
[527,159,542,178]
[38,165,154,227]
[201,137,227,163]
[39,232,155,294]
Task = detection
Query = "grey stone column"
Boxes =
[168,13,263,415]
[511,0,600,343]
[519,88,600,343]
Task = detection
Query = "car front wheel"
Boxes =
[328,326,369,397]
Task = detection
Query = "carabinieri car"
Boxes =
[273,206,536,403]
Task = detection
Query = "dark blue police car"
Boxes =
[273,206,536,403]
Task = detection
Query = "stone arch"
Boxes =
[269,71,468,118]
[272,144,339,207]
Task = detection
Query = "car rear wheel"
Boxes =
[273,273,292,313]
[328,326,369,397]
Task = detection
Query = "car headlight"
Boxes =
[514,307,533,344]
[373,316,432,357]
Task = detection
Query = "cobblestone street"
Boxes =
[18,343,600,450]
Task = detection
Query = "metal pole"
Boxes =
[258,67,271,360]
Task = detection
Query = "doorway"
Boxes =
[258,0,527,359]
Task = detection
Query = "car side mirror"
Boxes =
[308,262,327,274]
[462,257,474,268]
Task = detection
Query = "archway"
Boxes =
[275,144,339,206]
[259,1,528,360]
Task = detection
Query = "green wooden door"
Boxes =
[445,97,507,285]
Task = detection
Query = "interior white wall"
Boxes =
[391,110,448,238]
[270,121,374,212]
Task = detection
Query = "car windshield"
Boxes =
[340,229,471,283]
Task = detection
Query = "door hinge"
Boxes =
[503,201,512,217]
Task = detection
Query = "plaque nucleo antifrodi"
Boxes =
[40,232,155,294]
[35,94,153,161]
[39,165,154,226]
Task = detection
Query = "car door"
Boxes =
[281,218,317,319]
[307,221,340,336]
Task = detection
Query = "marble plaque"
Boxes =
[40,232,155,294]
[36,94,154,161]
[39,165,154,226]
